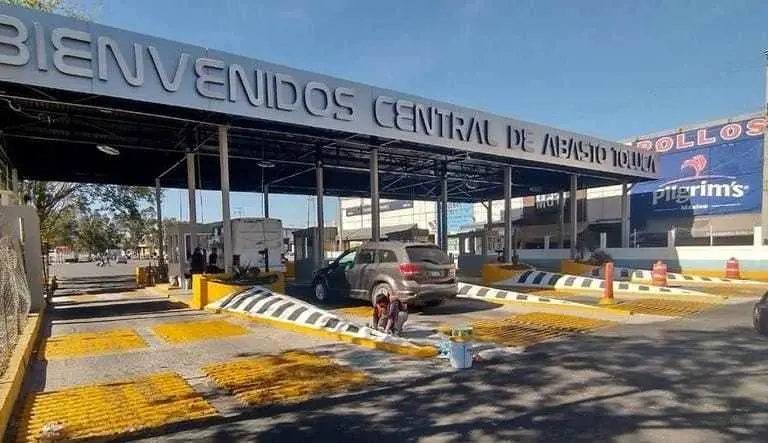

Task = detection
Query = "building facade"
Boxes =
[341,111,766,251]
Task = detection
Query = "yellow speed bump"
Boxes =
[469,312,616,348]
[607,298,721,317]
[40,328,147,360]
[203,350,370,407]
[152,319,250,343]
[14,372,217,442]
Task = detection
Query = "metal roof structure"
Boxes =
[0,5,659,203]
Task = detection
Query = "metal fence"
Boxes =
[0,235,32,376]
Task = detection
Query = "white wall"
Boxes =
[341,198,437,233]
[471,198,524,223]
[586,184,625,222]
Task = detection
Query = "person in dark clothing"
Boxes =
[207,248,219,273]
[372,293,408,336]
[190,247,205,275]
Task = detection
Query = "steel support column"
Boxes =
[570,174,578,259]
[558,190,566,249]
[762,53,768,245]
[155,178,164,264]
[503,166,513,262]
[316,160,325,267]
[439,170,448,251]
[186,152,197,225]
[485,199,493,255]
[218,126,233,273]
[621,181,630,248]
[370,148,380,241]
[263,184,270,218]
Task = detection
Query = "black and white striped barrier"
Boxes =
[500,270,713,297]
[456,282,605,310]
[583,266,634,281]
[584,266,764,286]
[206,286,437,357]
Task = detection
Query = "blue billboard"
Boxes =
[630,117,764,221]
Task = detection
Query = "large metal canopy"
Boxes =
[0,5,659,203]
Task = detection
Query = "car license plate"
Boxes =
[427,271,442,277]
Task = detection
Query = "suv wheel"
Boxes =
[371,282,393,306]
[313,279,329,304]
[754,303,768,336]
[424,299,443,308]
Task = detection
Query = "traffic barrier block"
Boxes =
[207,287,438,358]
[456,282,623,314]
[498,270,717,299]
[481,263,530,286]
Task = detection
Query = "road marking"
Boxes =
[203,350,370,407]
[14,372,217,442]
[469,312,616,348]
[40,328,147,360]
[607,299,721,317]
[151,319,250,344]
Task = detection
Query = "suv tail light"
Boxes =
[398,263,422,280]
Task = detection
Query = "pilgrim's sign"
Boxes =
[0,5,658,178]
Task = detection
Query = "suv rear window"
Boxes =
[405,246,451,265]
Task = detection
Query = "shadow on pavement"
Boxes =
[139,303,768,442]
[54,275,137,296]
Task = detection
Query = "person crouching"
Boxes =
[372,293,408,337]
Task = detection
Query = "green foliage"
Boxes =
[1,0,101,20]
[19,181,86,245]
[74,213,120,255]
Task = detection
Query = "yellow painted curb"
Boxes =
[207,308,438,359]
[0,309,45,437]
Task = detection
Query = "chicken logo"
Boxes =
[680,154,707,177]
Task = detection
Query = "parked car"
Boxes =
[311,241,457,307]
[753,292,768,336]
[116,255,128,264]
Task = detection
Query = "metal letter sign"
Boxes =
[0,5,658,179]
[630,117,765,218]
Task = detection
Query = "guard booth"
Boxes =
[293,227,338,283]
[453,223,506,276]
[164,222,212,282]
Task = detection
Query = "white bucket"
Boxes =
[449,341,472,369]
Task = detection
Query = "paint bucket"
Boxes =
[449,340,472,369]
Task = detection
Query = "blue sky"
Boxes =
[82,0,767,226]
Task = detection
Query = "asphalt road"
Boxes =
[42,263,768,443]
[136,286,768,442]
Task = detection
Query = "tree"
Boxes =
[90,185,157,252]
[19,181,86,245]
[1,0,99,19]
[75,213,120,255]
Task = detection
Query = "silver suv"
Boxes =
[311,241,458,307]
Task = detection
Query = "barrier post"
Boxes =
[599,262,616,305]
[652,260,667,287]
[725,257,741,279]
